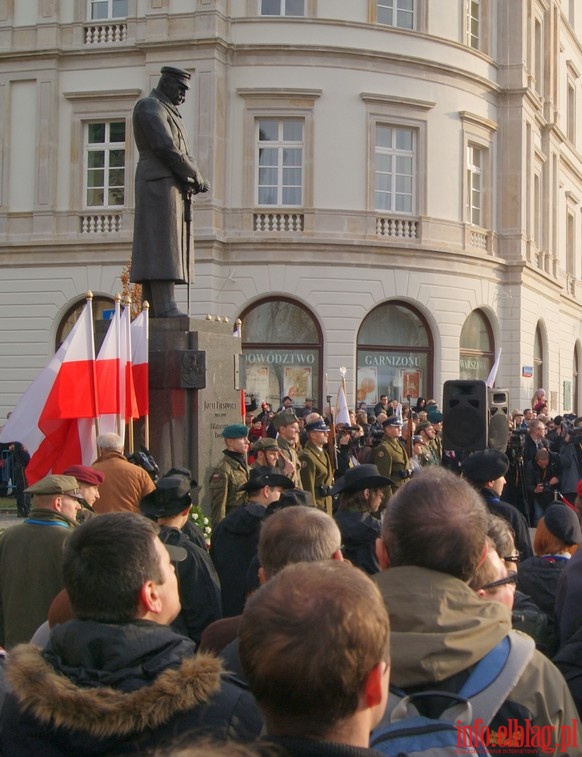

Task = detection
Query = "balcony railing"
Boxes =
[84,22,127,45]
[80,213,123,234]
[376,216,419,239]
[254,212,304,232]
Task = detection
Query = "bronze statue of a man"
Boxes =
[131,66,209,317]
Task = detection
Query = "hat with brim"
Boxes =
[140,475,192,519]
[305,419,330,433]
[331,464,394,495]
[543,503,582,546]
[416,421,433,433]
[25,474,84,501]
[239,466,295,492]
[461,449,509,482]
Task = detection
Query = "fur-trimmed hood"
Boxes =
[7,642,222,739]
[0,619,262,755]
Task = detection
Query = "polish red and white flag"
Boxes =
[0,300,98,483]
[131,308,149,417]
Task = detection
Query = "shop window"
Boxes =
[240,298,322,410]
[357,301,432,405]
[459,310,494,380]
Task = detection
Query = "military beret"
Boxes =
[63,465,105,487]
[543,503,582,546]
[221,424,249,439]
[461,449,509,482]
[427,410,443,423]
[25,474,84,500]
[160,65,191,88]
[273,411,299,430]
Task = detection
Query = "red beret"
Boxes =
[63,465,105,486]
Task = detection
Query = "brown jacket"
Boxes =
[91,450,155,513]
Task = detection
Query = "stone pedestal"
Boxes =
[146,316,242,513]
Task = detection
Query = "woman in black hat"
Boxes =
[331,464,392,575]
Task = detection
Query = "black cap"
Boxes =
[160,66,191,89]
[543,503,582,546]
[461,449,509,482]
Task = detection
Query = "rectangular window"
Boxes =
[377,0,414,30]
[534,19,543,95]
[467,145,482,226]
[260,0,305,16]
[256,119,304,206]
[85,121,126,208]
[568,81,576,144]
[90,0,128,20]
[467,0,480,49]
[375,125,415,214]
[567,211,575,275]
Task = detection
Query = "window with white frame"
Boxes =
[256,119,304,206]
[467,144,483,226]
[85,121,126,207]
[89,0,128,20]
[375,125,415,214]
[377,0,414,30]
[260,0,305,16]
[467,0,480,49]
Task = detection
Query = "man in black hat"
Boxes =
[131,65,210,317]
[461,448,532,559]
[299,417,334,514]
[140,473,221,645]
[372,416,411,500]
[211,467,293,617]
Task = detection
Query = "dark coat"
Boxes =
[0,619,261,756]
[159,526,222,645]
[479,489,533,559]
[0,509,77,649]
[333,509,380,575]
[131,88,202,283]
[210,502,267,617]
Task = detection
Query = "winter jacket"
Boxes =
[373,566,581,756]
[333,509,380,575]
[211,501,267,617]
[91,449,155,513]
[0,619,262,755]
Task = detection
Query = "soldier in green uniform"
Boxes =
[251,438,281,469]
[416,421,441,466]
[428,410,444,464]
[372,417,411,499]
[208,424,250,530]
[299,418,334,514]
[273,410,301,486]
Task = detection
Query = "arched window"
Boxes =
[459,309,494,381]
[240,297,322,410]
[356,301,432,404]
[534,324,543,396]
[55,296,116,351]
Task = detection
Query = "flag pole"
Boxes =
[86,291,100,443]
[124,295,135,456]
[113,294,122,438]
[143,300,150,450]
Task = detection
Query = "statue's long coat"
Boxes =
[131,88,200,283]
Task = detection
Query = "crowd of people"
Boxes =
[1,389,582,754]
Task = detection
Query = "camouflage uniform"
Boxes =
[208,454,249,529]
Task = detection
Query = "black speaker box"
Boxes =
[442,380,509,453]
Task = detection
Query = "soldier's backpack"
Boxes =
[370,631,534,756]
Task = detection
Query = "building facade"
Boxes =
[1,0,582,420]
